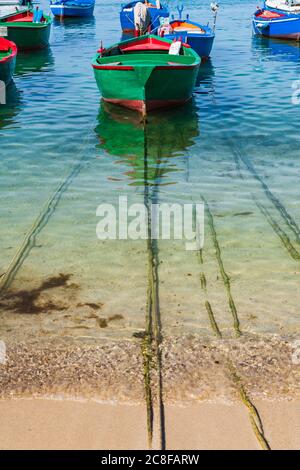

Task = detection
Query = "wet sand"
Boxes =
[0,398,298,450]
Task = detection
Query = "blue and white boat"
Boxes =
[120,1,169,33]
[153,5,218,58]
[157,18,215,58]
[50,0,95,18]
[253,7,300,40]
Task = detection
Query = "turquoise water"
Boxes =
[0,0,299,344]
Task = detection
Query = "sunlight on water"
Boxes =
[0,0,299,347]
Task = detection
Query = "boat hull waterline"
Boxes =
[253,8,300,40]
[50,1,95,18]
[92,35,200,114]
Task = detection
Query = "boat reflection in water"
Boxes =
[94,100,200,188]
[195,57,215,89]
[0,81,21,131]
[14,47,55,76]
[252,35,300,62]
[53,15,96,27]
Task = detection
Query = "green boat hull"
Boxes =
[92,35,200,114]
[2,23,51,50]
[0,54,16,85]
[93,65,199,113]
[0,11,52,50]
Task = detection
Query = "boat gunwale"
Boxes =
[92,34,200,69]
[0,38,17,64]
[0,10,52,28]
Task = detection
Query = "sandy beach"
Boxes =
[0,334,299,450]
[0,398,298,450]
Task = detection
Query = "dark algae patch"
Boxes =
[0,273,73,314]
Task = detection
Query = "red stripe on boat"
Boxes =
[93,64,134,70]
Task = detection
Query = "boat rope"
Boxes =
[197,248,222,338]
[177,137,269,450]
[201,196,242,337]
[234,145,300,245]
[231,141,300,261]
[0,119,97,296]
[229,363,271,450]
[140,119,165,450]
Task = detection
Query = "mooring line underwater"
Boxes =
[201,196,242,337]
[231,139,300,261]
[0,121,97,295]
[229,364,271,451]
[140,121,165,450]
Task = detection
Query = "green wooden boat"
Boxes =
[0,37,17,86]
[0,8,52,50]
[92,35,200,114]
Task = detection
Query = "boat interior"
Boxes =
[0,10,46,23]
[99,36,191,58]
[255,10,285,19]
[170,20,206,35]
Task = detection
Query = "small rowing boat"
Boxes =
[0,37,17,86]
[92,34,200,115]
[157,18,215,58]
[50,0,95,18]
[0,7,52,50]
[120,0,169,33]
[253,7,300,40]
[154,5,218,58]
[265,0,300,14]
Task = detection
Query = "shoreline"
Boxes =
[1,333,299,449]
[1,333,299,402]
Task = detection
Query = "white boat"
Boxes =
[265,0,300,13]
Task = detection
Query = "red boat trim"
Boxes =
[103,97,190,113]
[0,38,17,64]
[93,64,134,70]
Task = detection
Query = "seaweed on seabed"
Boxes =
[0,273,72,314]
[229,363,271,451]
[201,197,242,337]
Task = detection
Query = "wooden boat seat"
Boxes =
[173,26,205,34]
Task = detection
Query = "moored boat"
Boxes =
[154,5,218,58]
[156,18,215,58]
[253,7,300,40]
[50,0,95,18]
[92,34,200,115]
[0,36,17,85]
[265,0,300,14]
[120,0,169,33]
[0,7,52,50]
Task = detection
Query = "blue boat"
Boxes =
[157,18,215,58]
[120,1,169,33]
[153,5,218,58]
[50,0,95,18]
[253,7,300,40]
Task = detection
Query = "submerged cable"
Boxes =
[201,196,242,337]
[0,124,96,295]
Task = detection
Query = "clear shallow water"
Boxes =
[0,0,299,345]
